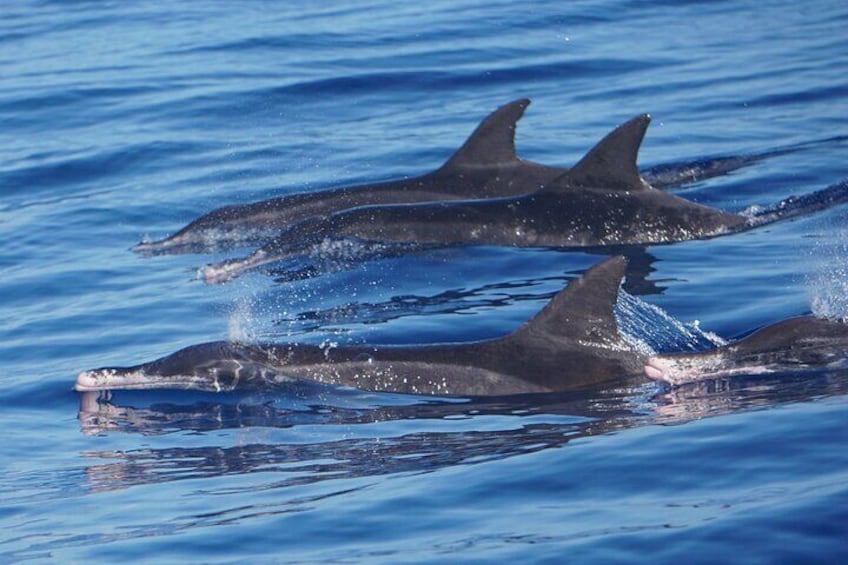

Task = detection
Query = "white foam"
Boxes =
[808,228,848,321]
[228,301,256,344]
[615,290,726,356]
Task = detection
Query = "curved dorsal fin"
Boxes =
[441,98,530,170]
[506,256,627,344]
[544,114,650,192]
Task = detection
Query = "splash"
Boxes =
[809,228,848,321]
[228,294,259,344]
[615,291,726,356]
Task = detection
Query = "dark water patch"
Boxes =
[166,32,365,57]
[0,140,216,202]
[0,381,81,413]
[185,56,671,119]
[747,83,848,109]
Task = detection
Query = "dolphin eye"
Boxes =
[354,353,376,364]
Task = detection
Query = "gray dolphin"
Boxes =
[645,316,848,385]
[76,257,647,396]
[135,99,763,255]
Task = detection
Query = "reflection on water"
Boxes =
[77,385,649,493]
[78,370,848,494]
[271,271,572,335]
[652,370,848,423]
[261,248,669,342]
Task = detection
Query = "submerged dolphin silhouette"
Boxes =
[646,316,848,385]
[77,257,647,396]
[135,99,762,255]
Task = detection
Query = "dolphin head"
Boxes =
[645,316,848,385]
[75,341,283,392]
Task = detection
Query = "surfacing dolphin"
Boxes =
[135,99,766,255]
[646,316,848,385]
[77,257,647,396]
[204,114,848,284]
[76,255,848,395]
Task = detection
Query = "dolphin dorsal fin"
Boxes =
[545,114,651,192]
[441,98,530,170]
[507,256,627,345]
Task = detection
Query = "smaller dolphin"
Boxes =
[645,316,848,385]
[135,99,764,255]
[76,257,646,396]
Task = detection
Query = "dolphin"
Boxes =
[135,99,765,255]
[645,316,848,385]
[76,257,647,396]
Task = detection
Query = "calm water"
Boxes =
[2,1,847,562]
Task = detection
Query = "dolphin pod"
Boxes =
[201,112,848,284]
[77,256,848,394]
[78,99,848,397]
[134,99,771,255]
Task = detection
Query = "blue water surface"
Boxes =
[1,1,847,562]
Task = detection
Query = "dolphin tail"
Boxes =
[746,178,848,226]
[504,256,629,347]
[641,151,786,191]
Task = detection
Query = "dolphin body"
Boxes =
[645,316,848,385]
[135,99,760,255]
[76,257,647,396]
[203,113,755,283]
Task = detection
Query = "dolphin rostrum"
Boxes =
[76,257,647,396]
[135,99,765,255]
[204,113,848,284]
[645,316,848,385]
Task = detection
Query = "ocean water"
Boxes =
[2,0,847,562]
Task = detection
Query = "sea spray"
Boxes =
[615,290,726,356]
[809,227,848,321]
